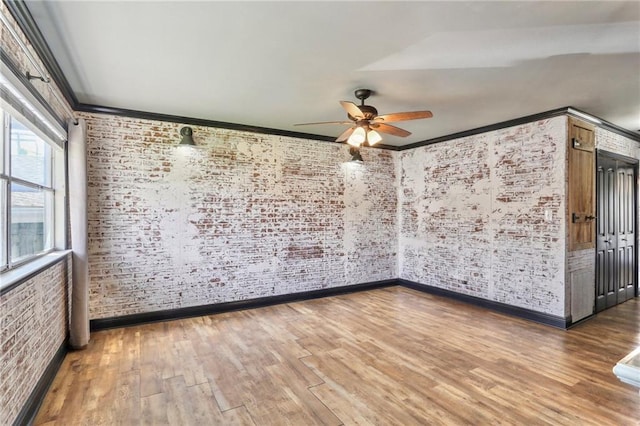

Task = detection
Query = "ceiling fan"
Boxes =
[295,89,433,147]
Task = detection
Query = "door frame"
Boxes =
[596,149,639,307]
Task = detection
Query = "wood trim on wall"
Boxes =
[3,0,78,108]
[402,107,571,150]
[75,103,401,150]
[5,1,639,151]
[398,279,571,329]
[11,341,67,426]
[91,279,573,332]
[90,279,398,331]
[0,50,66,129]
[0,252,70,296]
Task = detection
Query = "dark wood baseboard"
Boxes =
[13,341,67,426]
[398,279,570,329]
[91,278,572,331]
[90,279,397,331]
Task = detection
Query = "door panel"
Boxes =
[619,165,636,302]
[596,157,617,311]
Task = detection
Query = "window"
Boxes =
[1,110,62,271]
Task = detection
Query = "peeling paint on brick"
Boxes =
[82,113,398,318]
[0,257,71,425]
[399,117,567,316]
[1,7,75,425]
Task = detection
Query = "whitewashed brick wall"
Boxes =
[82,113,398,319]
[1,7,74,425]
[596,127,640,159]
[399,117,567,316]
[0,256,71,425]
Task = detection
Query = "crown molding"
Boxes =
[566,107,640,143]
[399,107,639,151]
[0,49,66,129]
[4,0,78,108]
[5,0,637,151]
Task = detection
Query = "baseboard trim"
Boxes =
[12,341,67,426]
[90,279,397,331]
[90,278,573,331]
[398,279,570,329]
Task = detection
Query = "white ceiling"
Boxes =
[25,1,640,146]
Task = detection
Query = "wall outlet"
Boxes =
[545,209,553,222]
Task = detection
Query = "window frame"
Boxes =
[1,109,60,272]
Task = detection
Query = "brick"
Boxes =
[399,118,567,315]
[0,256,71,425]
[80,113,398,319]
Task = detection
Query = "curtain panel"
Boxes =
[68,118,89,349]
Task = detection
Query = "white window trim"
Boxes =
[0,110,66,272]
[0,64,68,279]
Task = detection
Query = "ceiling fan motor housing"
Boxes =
[348,105,378,121]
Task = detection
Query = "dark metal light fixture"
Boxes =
[349,146,363,162]
[179,126,195,145]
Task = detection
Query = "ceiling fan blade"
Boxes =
[294,120,352,126]
[336,127,355,142]
[371,123,412,137]
[340,101,364,119]
[373,110,433,123]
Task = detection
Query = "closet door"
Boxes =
[595,156,617,311]
[616,164,635,303]
[595,153,637,313]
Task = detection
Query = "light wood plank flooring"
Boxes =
[35,287,640,425]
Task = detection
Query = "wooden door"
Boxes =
[596,156,617,311]
[595,153,637,313]
[616,164,635,303]
[568,120,595,251]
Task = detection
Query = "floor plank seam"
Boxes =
[306,383,344,425]
[220,403,246,413]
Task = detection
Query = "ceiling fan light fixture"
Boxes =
[294,88,433,148]
[367,129,382,146]
[347,126,366,146]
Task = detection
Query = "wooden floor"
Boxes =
[35,287,640,425]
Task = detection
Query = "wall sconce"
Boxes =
[179,126,195,145]
[349,146,363,162]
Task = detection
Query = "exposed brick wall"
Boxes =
[1,7,74,426]
[0,256,71,425]
[399,117,567,316]
[82,113,398,319]
[595,127,640,160]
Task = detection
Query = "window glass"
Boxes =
[10,117,51,186]
[0,101,63,273]
[10,182,50,263]
[0,113,4,175]
[0,180,6,269]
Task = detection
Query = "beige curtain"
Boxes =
[68,118,89,349]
